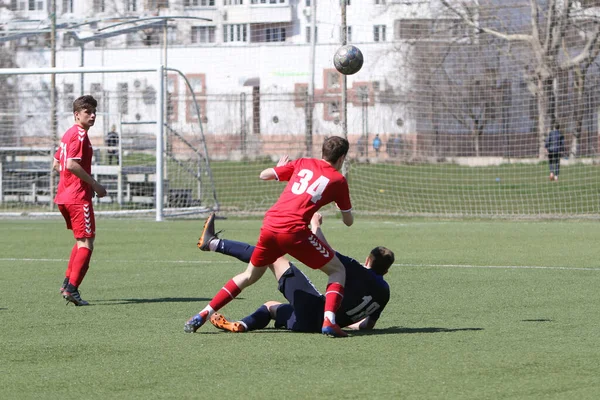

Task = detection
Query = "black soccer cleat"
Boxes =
[197,212,222,251]
[63,290,89,306]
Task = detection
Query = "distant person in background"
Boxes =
[373,134,381,157]
[53,95,107,306]
[545,122,564,182]
[386,135,395,158]
[393,135,403,157]
[106,125,119,165]
[357,135,366,157]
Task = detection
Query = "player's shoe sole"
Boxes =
[197,213,217,251]
[321,318,348,338]
[210,313,246,333]
[184,311,209,333]
[63,290,89,306]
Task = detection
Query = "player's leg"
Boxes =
[286,230,348,337]
[319,256,348,337]
[58,205,76,294]
[184,262,269,333]
[275,263,325,332]
[210,300,282,333]
[62,202,95,306]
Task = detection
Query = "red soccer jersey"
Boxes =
[54,124,94,204]
[262,158,352,233]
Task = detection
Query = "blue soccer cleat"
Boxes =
[321,317,348,338]
[184,311,209,333]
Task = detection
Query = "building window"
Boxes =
[185,0,215,4]
[92,0,105,12]
[118,83,129,115]
[62,0,73,13]
[167,75,178,122]
[340,26,352,42]
[306,26,318,43]
[63,83,74,112]
[23,0,44,10]
[305,0,310,5]
[223,24,248,42]
[374,0,385,4]
[224,0,243,4]
[90,83,102,110]
[325,101,340,120]
[186,74,207,123]
[266,27,286,42]
[374,25,386,42]
[127,0,137,11]
[326,70,340,90]
[146,0,169,8]
[251,0,286,4]
[191,26,216,43]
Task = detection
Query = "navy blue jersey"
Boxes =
[335,252,390,327]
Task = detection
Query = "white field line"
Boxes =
[0,258,231,264]
[395,263,600,271]
[1,258,599,271]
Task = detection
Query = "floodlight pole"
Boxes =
[49,0,57,211]
[341,0,347,139]
[306,0,317,157]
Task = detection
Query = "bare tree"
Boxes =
[440,0,600,158]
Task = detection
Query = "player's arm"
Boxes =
[259,155,290,180]
[345,316,377,331]
[310,212,333,249]
[66,158,107,198]
[52,158,60,172]
[340,209,354,226]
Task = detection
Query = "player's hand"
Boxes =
[276,155,290,167]
[311,212,323,228]
[93,181,108,198]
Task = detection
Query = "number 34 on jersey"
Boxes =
[291,169,330,204]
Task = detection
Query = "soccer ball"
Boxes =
[333,45,364,75]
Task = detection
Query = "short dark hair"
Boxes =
[368,246,395,275]
[322,136,349,163]
[73,95,97,113]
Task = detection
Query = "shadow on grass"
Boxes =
[205,326,483,336]
[0,307,7,310]
[349,326,484,336]
[92,297,218,305]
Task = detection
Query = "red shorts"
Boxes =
[58,202,96,239]
[250,227,334,269]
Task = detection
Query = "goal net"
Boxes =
[0,66,217,219]
[2,1,600,219]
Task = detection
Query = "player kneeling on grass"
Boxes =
[198,212,394,335]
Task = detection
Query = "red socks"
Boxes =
[208,280,242,311]
[324,282,345,314]
[69,247,92,288]
[64,244,78,281]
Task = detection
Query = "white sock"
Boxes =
[201,305,215,317]
[324,311,336,324]
[208,238,220,252]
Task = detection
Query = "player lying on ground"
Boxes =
[197,212,394,334]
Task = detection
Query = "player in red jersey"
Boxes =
[185,136,354,337]
[52,95,107,306]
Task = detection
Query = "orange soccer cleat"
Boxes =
[210,313,246,333]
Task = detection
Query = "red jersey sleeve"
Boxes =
[272,159,299,182]
[335,177,352,212]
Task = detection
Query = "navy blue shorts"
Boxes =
[274,263,325,333]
